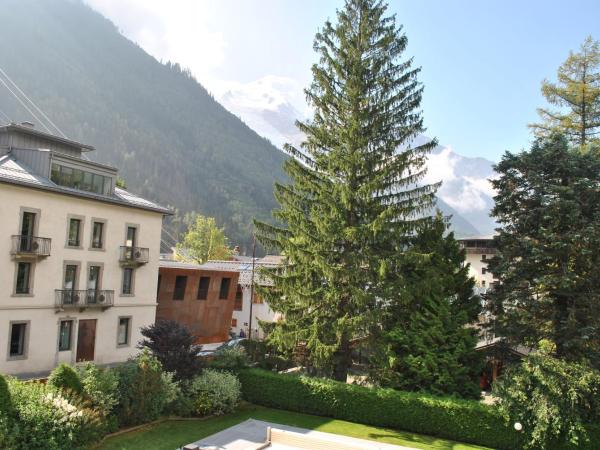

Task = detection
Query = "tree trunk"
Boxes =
[332,333,351,382]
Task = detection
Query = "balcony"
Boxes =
[119,246,149,266]
[55,289,114,311]
[10,235,51,258]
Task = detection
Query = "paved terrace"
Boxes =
[187,419,416,450]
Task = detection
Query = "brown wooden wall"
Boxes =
[156,267,239,344]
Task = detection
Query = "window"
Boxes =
[231,318,237,328]
[197,276,210,300]
[117,317,130,346]
[482,254,487,260]
[173,276,187,300]
[50,163,112,195]
[252,290,264,304]
[126,226,137,247]
[91,221,104,249]
[482,267,487,275]
[157,274,162,298]
[219,278,231,299]
[15,262,32,294]
[9,322,27,357]
[58,320,73,351]
[122,268,134,295]
[20,211,36,251]
[481,280,486,287]
[234,285,243,311]
[68,218,81,247]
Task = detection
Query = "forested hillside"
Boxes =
[0,0,287,250]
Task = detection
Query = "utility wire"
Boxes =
[0,108,10,124]
[0,75,53,134]
[0,67,68,138]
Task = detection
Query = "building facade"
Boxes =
[458,236,497,294]
[201,255,283,340]
[156,259,240,344]
[0,123,169,378]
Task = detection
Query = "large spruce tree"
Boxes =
[369,215,482,398]
[488,134,600,367]
[255,0,437,381]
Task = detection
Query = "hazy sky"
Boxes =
[85,0,599,161]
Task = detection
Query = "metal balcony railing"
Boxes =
[119,246,149,265]
[55,289,114,309]
[10,235,51,257]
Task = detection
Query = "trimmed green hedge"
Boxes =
[239,369,600,450]
[239,369,519,449]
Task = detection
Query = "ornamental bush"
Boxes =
[189,369,241,416]
[5,377,103,450]
[47,363,84,395]
[114,350,177,426]
[208,346,249,372]
[0,374,12,415]
[495,354,600,449]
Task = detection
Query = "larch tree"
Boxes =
[487,134,600,368]
[255,0,437,381]
[530,36,600,147]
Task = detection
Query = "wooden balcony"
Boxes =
[55,289,114,311]
[119,246,149,266]
[10,235,51,258]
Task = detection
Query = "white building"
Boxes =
[458,236,497,295]
[201,255,283,340]
[0,123,169,378]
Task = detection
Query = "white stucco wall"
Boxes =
[465,252,496,289]
[231,286,280,340]
[0,183,163,377]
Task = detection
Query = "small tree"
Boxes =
[495,353,600,449]
[138,320,202,380]
[369,215,482,399]
[176,214,232,263]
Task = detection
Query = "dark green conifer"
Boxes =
[255,0,437,381]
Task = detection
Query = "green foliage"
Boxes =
[238,369,522,449]
[488,134,600,366]
[530,36,600,147]
[0,0,288,251]
[0,374,12,415]
[114,350,174,426]
[208,346,250,372]
[4,377,104,450]
[495,354,600,449]
[255,0,438,382]
[370,215,482,399]
[175,214,232,263]
[47,363,84,395]
[189,370,241,416]
[76,363,119,431]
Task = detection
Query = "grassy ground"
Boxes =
[98,403,491,450]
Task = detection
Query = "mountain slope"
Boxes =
[0,0,287,250]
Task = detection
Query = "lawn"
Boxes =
[97,403,491,450]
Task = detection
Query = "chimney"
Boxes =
[20,121,35,129]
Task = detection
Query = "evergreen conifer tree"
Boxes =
[369,215,482,398]
[488,134,600,367]
[256,0,437,381]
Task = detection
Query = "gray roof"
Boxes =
[0,154,171,215]
[0,123,95,151]
[159,259,240,272]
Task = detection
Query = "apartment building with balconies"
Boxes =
[0,123,170,378]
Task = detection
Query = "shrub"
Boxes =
[115,350,173,426]
[208,346,249,372]
[495,354,600,449]
[0,374,12,415]
[5,377,104,450]
[47,363,84,395]
[189,369,241,416]
[139,320,203,380]
[76,363,119,432]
